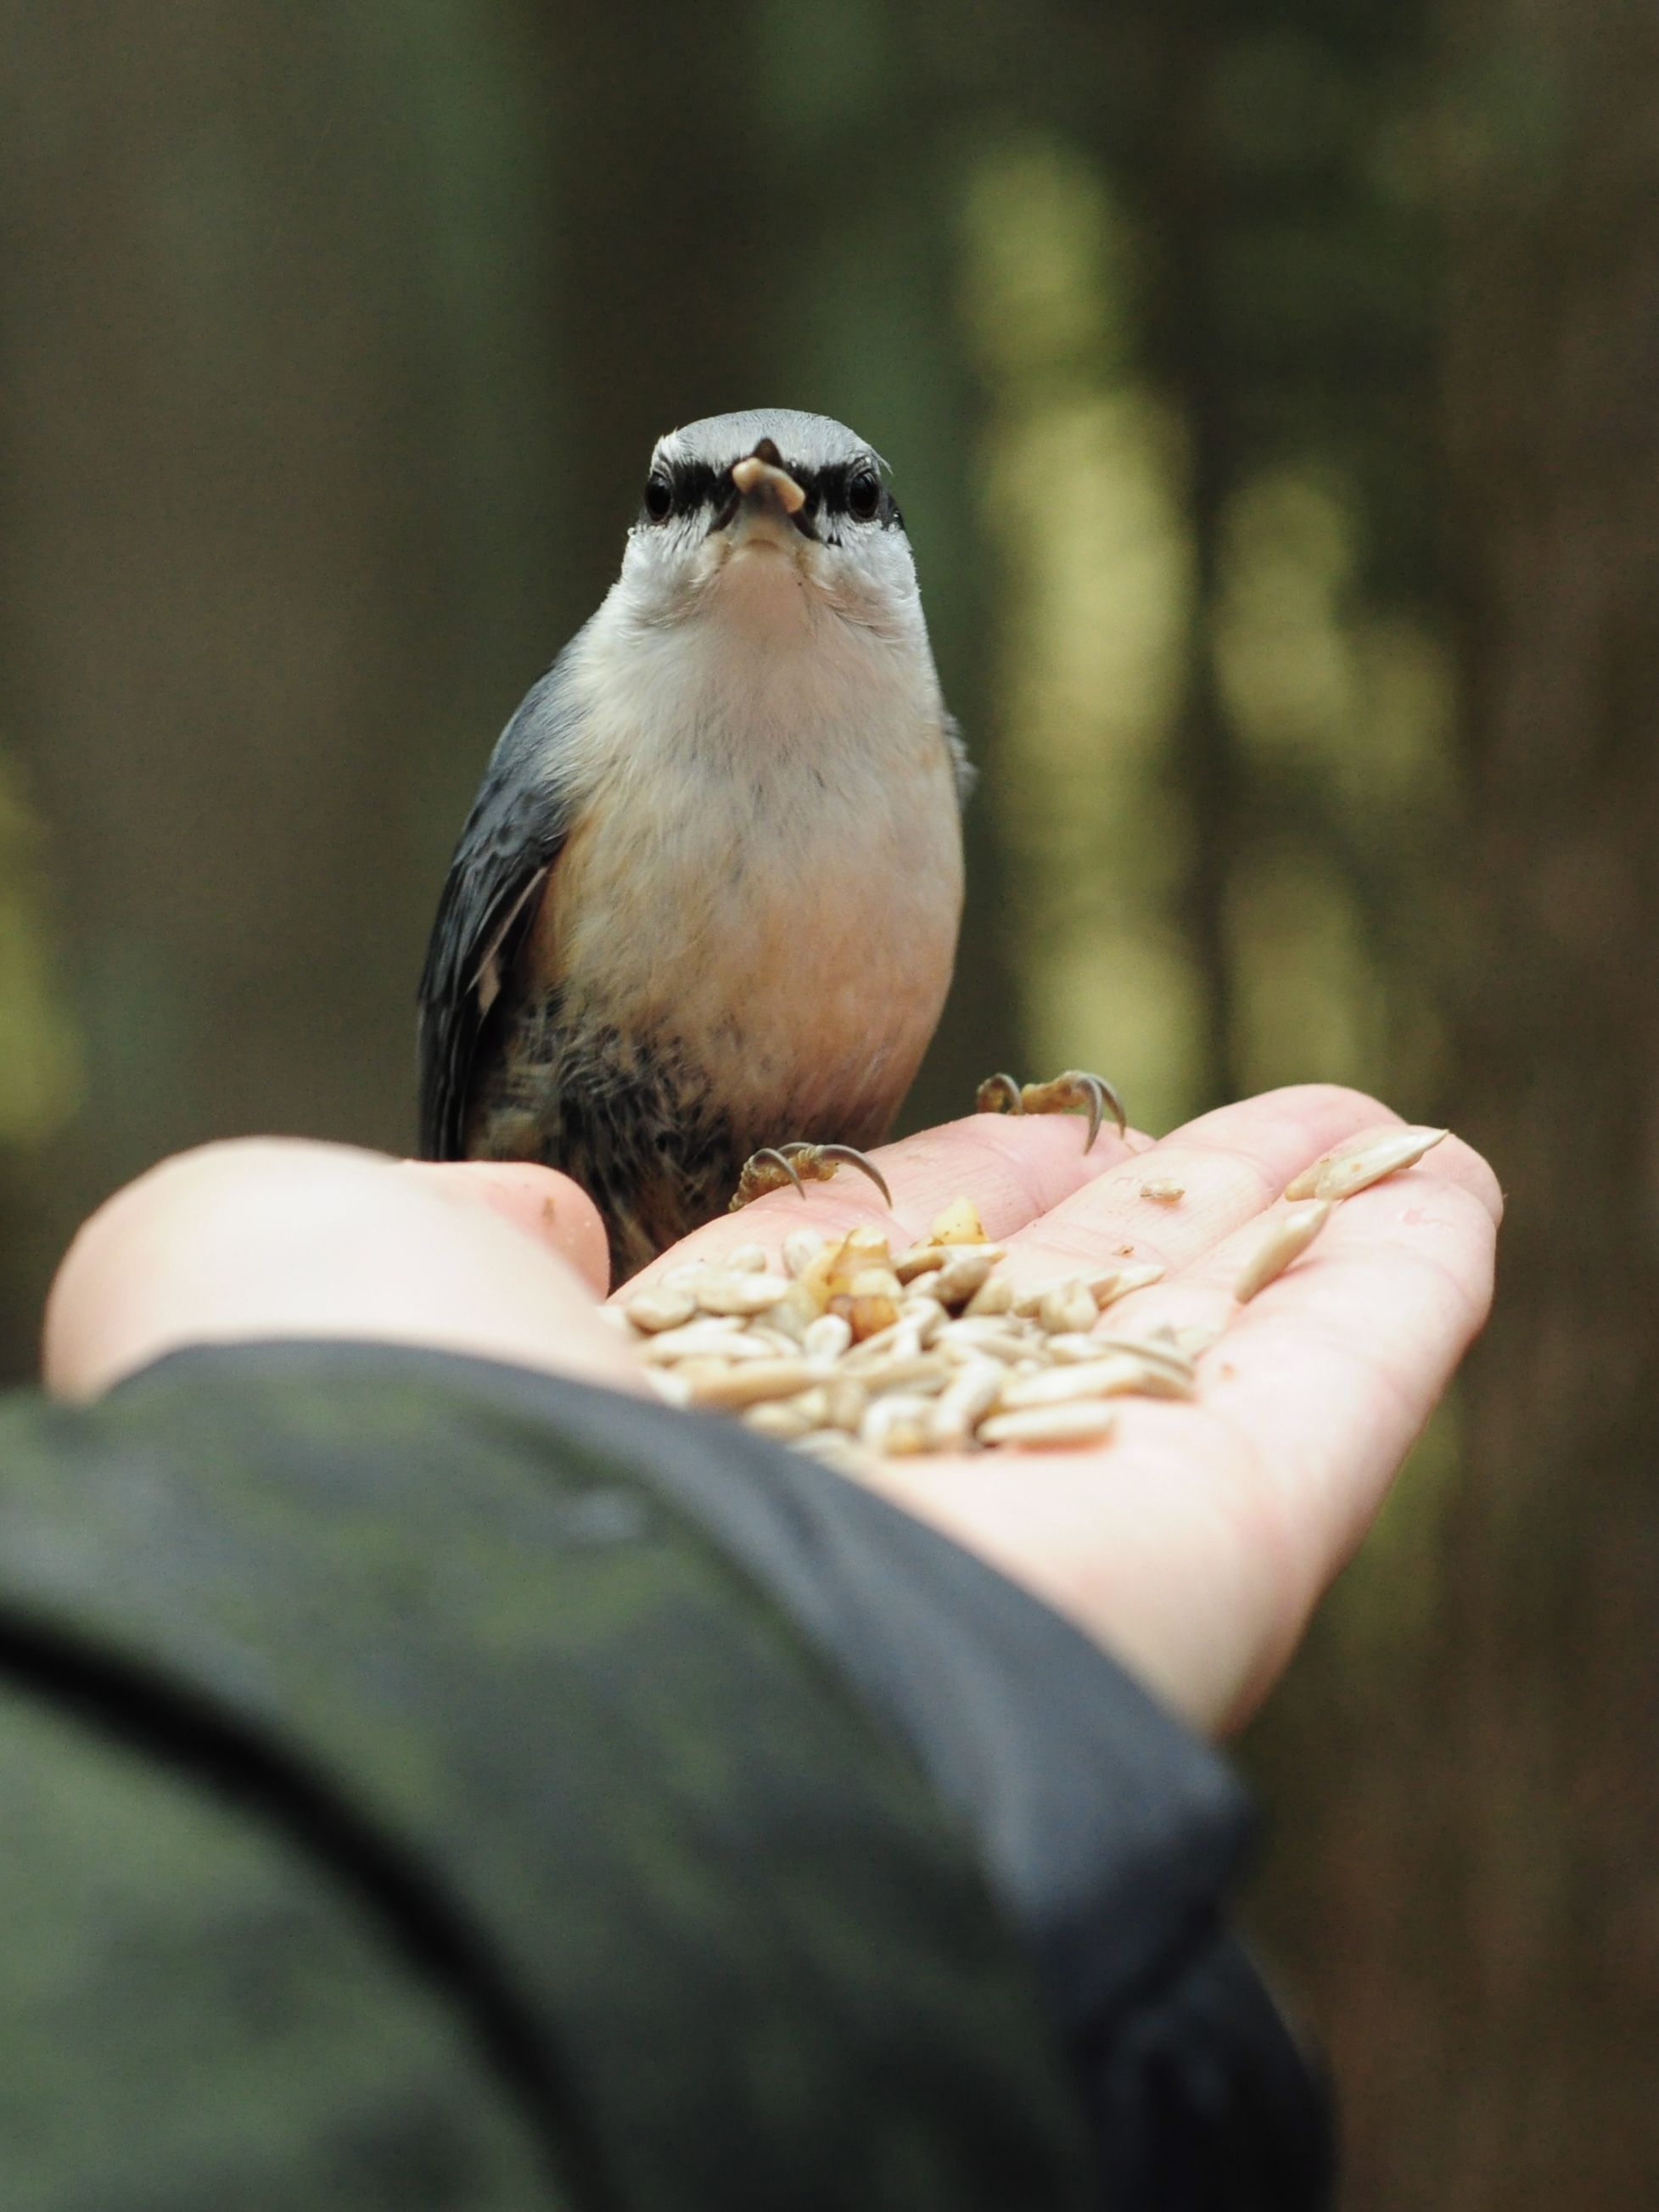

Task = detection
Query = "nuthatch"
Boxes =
[418,408,1122,1281]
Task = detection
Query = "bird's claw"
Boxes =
[730,1140,893,1212]
[974,1068,1128,1151]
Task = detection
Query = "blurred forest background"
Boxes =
[0,0,1654,2202]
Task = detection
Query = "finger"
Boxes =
[621,1111,1141,1291]
[857,1121,1499,1736]
[401,1160,611,1295]
[1085,1162,1495,1732]
[1180,1151,1497,1588]
[857,1111,1142,1237]
[992,1084,1498,1302]
[1169,1083,1499,1221]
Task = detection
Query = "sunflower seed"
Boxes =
[937,1319,1034,1363]
[1234,1201,1334,1302]
[1039,1281,1101,1335]
[900,1296,948,1347]
[642,1368,692,1408]
[1088,1262,1167,1308]
[837,1315,905,1364]
[625,1285,699,1332]
[1284,1124,1449,1203]
[979,1402,1118,1448]
[611,1190,1264,1459]
[1120,1361,1195,1400]
[753,1324,809,1358]
[1042,1332,1107,1363]
[803,1313,853,1361]
[794,1428,873,1472]
[683,1358,821,1410]
[928,1196,989,1245]
[637,1316,746,1364]
[782,1227,827,1278]
[1092,1334,1197,1384]
[743,1399,818,1440]
[851,1353,950,1398]
[930,1249,1003,1308]
[862,1394,935,1454]
[822,1375,869,1432]
[694,1271,793,1317]
[1172,1321,1224,1360]
[759,1292,811,1343]
[999,1355,1149,1408]
[926,1360,1006,1448]
[831,1291,900,1341]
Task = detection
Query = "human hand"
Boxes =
[42,1085,1498,1737]
[619,1084,1500,1734]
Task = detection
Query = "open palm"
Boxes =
[619,1085,1500,1733]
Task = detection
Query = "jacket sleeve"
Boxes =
[457,1348,1334,2211]
[0,1341,1330,2211]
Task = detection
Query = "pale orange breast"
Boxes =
[522,725,963,1142]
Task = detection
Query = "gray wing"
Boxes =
[416,641,591,1159]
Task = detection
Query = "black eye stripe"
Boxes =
[642,453,899,529]
[672,460,725,516]
[814,462,888,521]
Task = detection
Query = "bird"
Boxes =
[417,407,1123,1284]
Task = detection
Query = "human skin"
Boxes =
[42,1085,1500,1739]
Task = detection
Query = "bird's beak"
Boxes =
[730,454,806,514]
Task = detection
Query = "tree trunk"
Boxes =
[1249,5,1659,2203]
[1437,3,1659,2197]
[0,0,554,1364]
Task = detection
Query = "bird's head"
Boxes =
[614,409,922,642]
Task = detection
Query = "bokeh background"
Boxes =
[0,1,1652,2202]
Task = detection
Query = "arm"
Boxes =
[25,1086,1497,2208]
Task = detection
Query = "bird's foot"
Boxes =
[729,1141,894,1212]
[975,1069,1127,1151]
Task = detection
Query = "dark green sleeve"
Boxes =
[0,1678,555,2212]
[0,1345,1096,2212]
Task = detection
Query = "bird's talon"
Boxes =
[802,1142,893,1207]
[729,1147,807,1208]
[975,1068,1128,1150]
[974,1072,1025,1117]
[730,1140,893,1213]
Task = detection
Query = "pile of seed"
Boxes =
[607,1124,1447,1464]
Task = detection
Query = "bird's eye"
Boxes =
[643,471,673,524]
[847,467,882,523]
